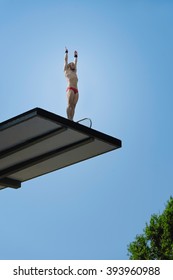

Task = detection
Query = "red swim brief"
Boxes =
[66,87,78,94]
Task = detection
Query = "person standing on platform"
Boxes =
[64,47,79,120]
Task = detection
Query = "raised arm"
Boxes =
[74,50,78,71]
[64,47,68,71]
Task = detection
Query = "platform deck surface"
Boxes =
[0,108,122,190]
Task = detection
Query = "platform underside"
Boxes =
[0,108,121,190]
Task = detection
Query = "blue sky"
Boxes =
[0,0,173,260]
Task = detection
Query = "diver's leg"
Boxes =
[72,92,79,119]
[66,90,75,120]
[73,92,79,107]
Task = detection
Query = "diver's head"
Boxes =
[68,62,76,71]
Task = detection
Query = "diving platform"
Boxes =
[0,108,122,190]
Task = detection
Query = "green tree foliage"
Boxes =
[128,197,173,260]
